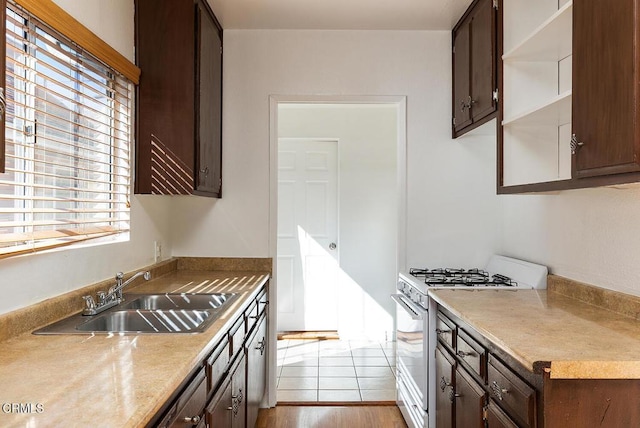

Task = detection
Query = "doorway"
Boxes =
[268,96,407,405]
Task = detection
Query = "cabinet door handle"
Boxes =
[460,99,468,112]
[570,134,584,155]
[200,166,209,175]
[0,88,5,119]
[183,415,201,425]
[439,376,451,392]
[490,381,509,400]
[449,389,461,402]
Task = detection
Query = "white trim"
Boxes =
[267,94,408,407]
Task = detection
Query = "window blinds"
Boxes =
[0,3,132,257]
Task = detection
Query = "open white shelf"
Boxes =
[503,1,573,62]
[503,90,572,127]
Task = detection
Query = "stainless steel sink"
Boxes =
[75,309,211,333]
[33,293,239,335]
[120,293,235,311]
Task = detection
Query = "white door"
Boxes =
[277,139,339,332]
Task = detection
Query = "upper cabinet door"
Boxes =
[470,0,496,123]
[194,0,222,197]
[453,20,472,134]
[135,0,195,195]
[572,0,640,178]
[452,0,498,138]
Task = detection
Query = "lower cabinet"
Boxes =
[454,366,485,428]
[435,305,640,428]
[150,283,269,428]
[207,354,246,427]
[435,346,455,427]
[435,308,537,428]
[157,369,207,428]
[246,313,267,428]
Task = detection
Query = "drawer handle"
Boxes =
[436,328,450,335]
[457,350,475,358]
[183,415,201,425]
[491,381,509,400]
[439,376,451,392]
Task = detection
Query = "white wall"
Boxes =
[171,30,503,270]
[501,184,640,297]
[277,104,398,339]
[52,0,135,62]
[0,1,173,315]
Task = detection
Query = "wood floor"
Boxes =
[256,405,407,428]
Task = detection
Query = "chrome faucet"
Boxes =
[82,270,151,316]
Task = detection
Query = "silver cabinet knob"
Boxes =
[571,134,584,155]
[183,415,200,425]
[329,242,337,250]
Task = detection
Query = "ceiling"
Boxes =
[207,0,475,31]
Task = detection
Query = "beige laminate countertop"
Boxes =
[0,269,269,428]
[430,288,640,380]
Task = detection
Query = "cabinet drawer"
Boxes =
[456,329,485,380]
[207,338,230,394]
[229,316,245,358]
[436,312,456,349]
[487,355,536,428]
[158,369,207,428]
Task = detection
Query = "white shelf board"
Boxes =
[503,91,572,127]
[503,1,573,62]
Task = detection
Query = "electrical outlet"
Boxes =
[154,241,162,263]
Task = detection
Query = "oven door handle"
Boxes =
[391,294,424,320]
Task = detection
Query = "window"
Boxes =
[0,2,134,258]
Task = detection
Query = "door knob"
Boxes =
[329,243,337,250]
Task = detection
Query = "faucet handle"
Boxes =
[96,291,107,305]
[115,272,124,281]
[82,295,96,310]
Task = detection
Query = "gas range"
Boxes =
[398,255,548,299]
[393,255,548,428]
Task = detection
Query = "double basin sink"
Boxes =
[34,293,239,335]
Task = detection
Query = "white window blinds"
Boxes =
[0,3,133,258]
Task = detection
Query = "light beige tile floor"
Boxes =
[276,339,397,403]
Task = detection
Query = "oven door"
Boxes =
[392,292,428,414]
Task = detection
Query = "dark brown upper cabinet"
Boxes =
[572,0,640,179]
[135,0,223,197]
[452,0,498,138]
[498,0,640,193]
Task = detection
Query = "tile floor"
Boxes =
[276,338,397,403]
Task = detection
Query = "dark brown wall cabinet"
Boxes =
[135,0,222,197]
[499,0,640,193]
[452,0,498,138]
